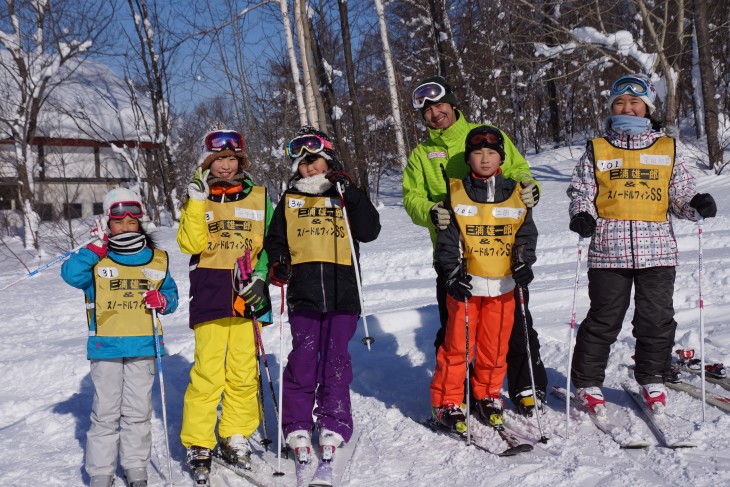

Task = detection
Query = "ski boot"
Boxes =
[576,387,607,419]
[515,389,545,417]
[666,364,682,383]
[124,468,148,487]
[431,403,467,434]
[641,383,667,415]
[186,445,212,485]
[218,434,253,470]
[287,429,313,464]
[89,476,113,487]
[476,396,504,428]
[706,363,727,378]
[318,429,344,462]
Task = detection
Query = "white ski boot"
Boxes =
[286,429,313,464]
[318,429,344,462]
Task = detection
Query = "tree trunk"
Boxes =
[371,0,408,168]
[279,0,307,127]
[293,0,318,127]
[337,0,368,187]
[692,0,722,170]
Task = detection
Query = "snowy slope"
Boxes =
[1,142,729,486]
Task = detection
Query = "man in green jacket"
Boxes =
[403,75,546,415]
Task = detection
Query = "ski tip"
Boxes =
[498,443,534,457]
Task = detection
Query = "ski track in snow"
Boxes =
[1,144,730,486]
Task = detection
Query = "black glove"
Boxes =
[689,193,717,218]
[569,212,596,238]
[446,271,473,301]
[269,256,292,287]
[511,261,534,287]
[240,276,267,308]
[325,170,353,190]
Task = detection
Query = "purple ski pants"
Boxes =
[282,309,358,442]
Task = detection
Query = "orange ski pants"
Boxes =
[431,291,515,406]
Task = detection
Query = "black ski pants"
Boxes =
[571,267,677,388]
[434,266,547,405]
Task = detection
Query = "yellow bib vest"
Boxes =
[93,249,168,337]
[450,179,527,277]
[198,187,267,270]
[593,137,674,222]
[285,193,352,265]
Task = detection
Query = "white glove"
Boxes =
[430,202,451,231]
[519,181,539,208]
[187,167,210,201]
[86,216,109,257]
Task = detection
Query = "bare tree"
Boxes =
[0,0,116,250]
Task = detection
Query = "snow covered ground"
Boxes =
[1,141,729,486]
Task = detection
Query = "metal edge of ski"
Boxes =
[666,380,730,413]
[621,382,698,449]
[420,417,532,457]
[210,447,272,487]
[551,386,651,449]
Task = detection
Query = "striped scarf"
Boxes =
[108,232,146,254]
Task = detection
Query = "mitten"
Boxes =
[325,170,353,190]
[689,193,717,218]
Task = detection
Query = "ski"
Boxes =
[621,382,698,448]
[421,417,532,456]
[551,386,651,448]
[211,445,278,487]
[665,379,730,413]
[296,457,318,487]
[306,429,360,487]
[674,349,730,392]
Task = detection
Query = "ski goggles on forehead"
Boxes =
[412,82,447,109]
[610,76,650,97]
[205,131,244,152]
[286,134,333,158]
[467,128,503,148]
[107,201,144,219]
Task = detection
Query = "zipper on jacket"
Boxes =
[320,262,327,312]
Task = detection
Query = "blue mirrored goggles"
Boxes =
[610,76,650,97]
[412,82,447,109]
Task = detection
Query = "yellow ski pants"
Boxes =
[180,317,261,449]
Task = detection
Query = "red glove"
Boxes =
[144,289,167,312]
[86,217,108,258]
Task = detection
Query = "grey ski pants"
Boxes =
[86,357,155,478]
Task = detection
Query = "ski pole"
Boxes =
[149,293,173,485]
[517,285,548,444]
[252,313,281,432]
[274,284,286,477]
[1,238,95,291]
[565,237,584,439]
[697,212,706,422]
[464,296,471,446]
[254,342,271,449]
[335,181,375,350]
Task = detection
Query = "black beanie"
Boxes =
[417,75,458,112]
[465,125,505,162]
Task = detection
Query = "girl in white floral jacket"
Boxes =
[566,73,717,416]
